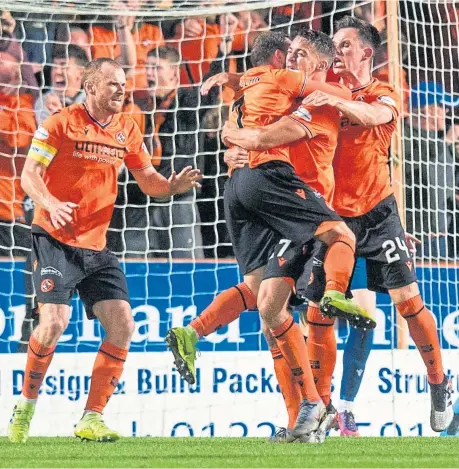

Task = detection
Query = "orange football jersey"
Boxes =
[233,65,309,168]
[0,93,36,222]
[28,103,151,251]
[288,104,341,205]
[231,68,351,169]
[332,79,400,217]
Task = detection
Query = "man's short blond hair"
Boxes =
[82,58,122,87]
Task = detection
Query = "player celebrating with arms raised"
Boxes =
[8,58,201,443]
[302,16,453,432]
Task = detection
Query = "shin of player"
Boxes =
[19,300,132,441]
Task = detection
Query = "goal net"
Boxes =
[0,0,457,438]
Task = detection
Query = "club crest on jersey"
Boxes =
[34,126,49,140]
[40,278,55,293]
[115,131,126,144]
[293,107,312,121]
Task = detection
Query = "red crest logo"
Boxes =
[115,131,126,144]
[40,278,55,293]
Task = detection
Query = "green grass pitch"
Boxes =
[1,437,459,468]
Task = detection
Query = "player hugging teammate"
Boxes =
[167,17,453,443]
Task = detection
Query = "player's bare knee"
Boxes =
[243,268,264,297]
[94,300,134,346]
[37,304,70,346]
[109,307,135,344]
[317,222,355,249]
[389,282,420,305]
[257,291,276,323]
[39,316,68,346]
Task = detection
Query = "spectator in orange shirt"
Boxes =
[170,14,238,86]
[0,52,36,257]
[89,0,164,92]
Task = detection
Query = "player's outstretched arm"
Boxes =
[132,164,202,197]
[21,158,78,229]
[302,90,394,127]
[221,117,307,151]
[201,72,243,96]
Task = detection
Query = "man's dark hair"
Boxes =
[334,16,381,50]
[250,31,289,67]
[296,27,336,66]
[147,46,180,65]
[53,44,89,67]
[82,57,121,86]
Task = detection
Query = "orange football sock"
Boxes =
[22,334,56,399]
[271,347,302,430]
[85,341,128,413]
[396,295,444,384]
[190,283,256,338]
[323,235,355,293]
[271,318,320,402]
[307,305,336,405]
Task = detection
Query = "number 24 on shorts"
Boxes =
[382,237,410,264]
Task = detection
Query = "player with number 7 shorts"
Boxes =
[168,30,375,442]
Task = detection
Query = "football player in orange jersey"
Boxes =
[8,58,201,444]
[167,30,373,442]
[219,29,379,440]
[301,16,453,433]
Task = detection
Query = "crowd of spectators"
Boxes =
[0,1,458,263]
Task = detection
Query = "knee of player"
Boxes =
[391,282,423,317]
[329,223,355,249]
[257,293,272,319]
[118,310,136,339]
[41,315,69,342]
[316,221,355,248]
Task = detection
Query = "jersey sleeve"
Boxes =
[124,121,152,170]
[371,83,400,121]
[272,69,308,98]
[288,106,333,139]
[27,111,64,167]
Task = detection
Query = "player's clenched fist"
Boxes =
[169,166,202,194]
[49,200,79,229]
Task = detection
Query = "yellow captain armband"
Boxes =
[28,138,58,167]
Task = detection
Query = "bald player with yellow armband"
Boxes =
[8,58,201,444]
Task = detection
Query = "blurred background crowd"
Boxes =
[0,0,458,263]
